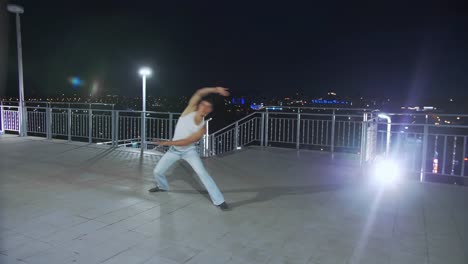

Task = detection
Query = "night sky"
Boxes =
[2,0,468,101]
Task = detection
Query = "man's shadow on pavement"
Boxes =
[171,162,351,208]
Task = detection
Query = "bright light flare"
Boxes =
[372,158,401,186]
[138,67,152,77]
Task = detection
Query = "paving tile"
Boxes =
[2,138,468,264]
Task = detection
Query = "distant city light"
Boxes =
[266,107,282,111]
[311,99,349,105]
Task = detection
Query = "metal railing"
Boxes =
[207,107,375,156]
[2,102,467,181]
[0,102,181,150]
[372,113,468,180]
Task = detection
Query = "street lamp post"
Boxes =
[7,4,27,137]
[138,67,151,154]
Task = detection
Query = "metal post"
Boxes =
[111,110,116,147]
[67,108,72,141]
[140,111,145,154]
[115,111,119,147]
[211,135,215,156]
[141,75,147,154]
[12,12,27,137]
[359,113,368,167]
[88,108,93,144]
[442,136,447,174]
[296,111,301,150]
[461,136,466,177]
[265,109,269,147]
[0,102,4,134]
[169,113,174,139]
[260,112,265,147]
[330,109,336,153]
[420,124,429,182]
[46,106,52,139]
[451,137,457,175]
[204,118,212,157]
[235,121,239,148]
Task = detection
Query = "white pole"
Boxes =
[138,67,151,154]
[15,12,27,137]
[378,114,392,157]
[141,75,146,154]
[204,118,212,157]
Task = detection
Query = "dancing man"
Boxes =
[150,87,230,210]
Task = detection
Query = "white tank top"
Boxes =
[172,111,205,150]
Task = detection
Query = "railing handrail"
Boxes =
[116,110,181,115]
[259,105,376,112]
[1,100,116,106]
[261,112,365,118]
[211,112,260,135]
[6,106,181,116]
[372,121,468,128]
[382,112,468,118]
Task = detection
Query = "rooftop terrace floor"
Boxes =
[1,135,468,264]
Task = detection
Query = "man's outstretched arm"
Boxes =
[181,87,230,116]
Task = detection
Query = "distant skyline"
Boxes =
[2,1,468,102]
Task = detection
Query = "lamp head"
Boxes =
[7,4,24,14]
[138,67,152,77]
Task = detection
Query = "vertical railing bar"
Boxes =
[352,121,356,147]
[169,113,174,140]
[342,121,345,146]
[296,112,300,149]
[321,120,324,146]
[451,136,457,175]
[433,135,439,173]
[235,121,239,148]
[315,120,318,145]
[0,103,4,134]
[420,124,429,182]
[271,117,274,142]
[67,108,72,141]
[461,136,466,177]
[156,118,160,139]
[115,111,119,146]
[359,113,367,167]
[88,109,92,143]
[260,113,265,146]
[265,111,269,147]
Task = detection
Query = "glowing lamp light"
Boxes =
[373,158,401,185]
[7,4,24,14]
[138,67,152,77]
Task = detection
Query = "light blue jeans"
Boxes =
[153,146,225,205]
